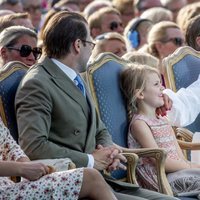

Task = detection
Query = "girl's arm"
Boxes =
[131,120,198,172]
[0,161,50,181]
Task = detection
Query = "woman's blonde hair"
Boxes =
[120,63,160,120]
[144,21,179,58]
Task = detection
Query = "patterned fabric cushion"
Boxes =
[90,58,128,179]
[173,54,200,133]
[92,60,128,147]
[0,64,28,142]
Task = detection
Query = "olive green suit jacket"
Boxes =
[15,57,113,167]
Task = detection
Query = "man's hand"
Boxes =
[92,146,113,170]
[107,154,127,172]
[156,93,173,116]
[96,145,127,172]
[19,162,50,181]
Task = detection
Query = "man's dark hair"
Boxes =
[42,11,88,58]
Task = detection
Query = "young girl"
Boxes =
[0,117,116,200]
[120,63,200,197]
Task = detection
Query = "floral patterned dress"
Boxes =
[0,118,83,200]
[128,114,200,197]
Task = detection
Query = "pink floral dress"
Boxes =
[0,118,83,199]
[128,114,200,197]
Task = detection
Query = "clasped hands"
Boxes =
[92,144,127,171]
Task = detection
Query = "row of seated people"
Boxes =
[0,1,200,200]
[0,11,178,200]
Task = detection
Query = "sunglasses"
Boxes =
[6,45,42,60]
[109,21,123,31]
[163,37,184,46]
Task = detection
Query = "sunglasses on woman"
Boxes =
[6,45,42,60]
[163,37,184,46]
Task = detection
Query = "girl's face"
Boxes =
[142,72,164,108]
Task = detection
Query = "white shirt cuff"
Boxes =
[87,154,94,168]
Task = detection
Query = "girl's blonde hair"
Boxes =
[120,63,160,120]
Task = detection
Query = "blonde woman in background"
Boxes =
[139,21,184,78]
[140,21,184,61]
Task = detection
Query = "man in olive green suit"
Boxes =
[15,11,177,200]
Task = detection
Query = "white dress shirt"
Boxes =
[163,75,200,127]
[51,58,94,168]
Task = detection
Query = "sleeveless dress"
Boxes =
[0,118,83,200]
[128,114,200,197]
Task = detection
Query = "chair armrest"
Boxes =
[122,152,138,184]
[175,127,193,142]
[122,147,173,196]
[175,127,200,150]
[177,140,200,150]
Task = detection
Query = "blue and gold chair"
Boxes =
[86,52,172,195]
[163,46,200,154]
[0,61,29,142]
[163,46,200,133]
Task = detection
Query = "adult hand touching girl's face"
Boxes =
[156,93,173,117]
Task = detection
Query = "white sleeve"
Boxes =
[87,154,94,168]
[163,75,200,127]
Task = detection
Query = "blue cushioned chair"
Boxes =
[163,46,200,163]
[87,53,173,196]
[163,46,200,133]
[0,61,28,142]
